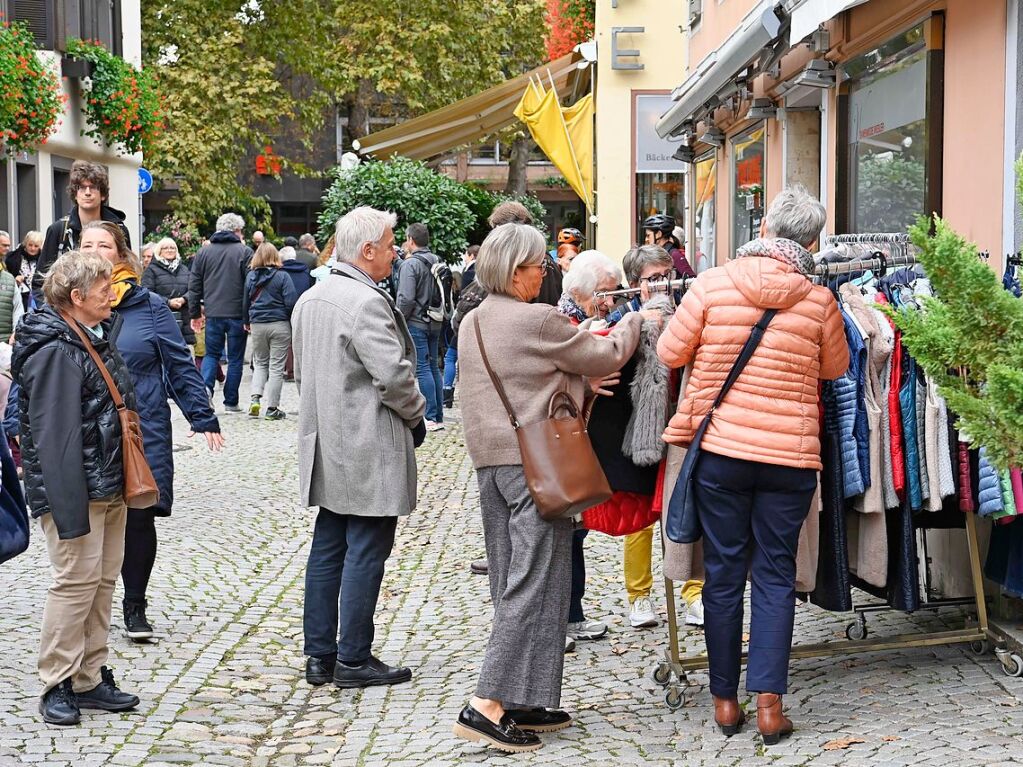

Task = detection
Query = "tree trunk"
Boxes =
[504,136,531,196]
[344,78,375,144]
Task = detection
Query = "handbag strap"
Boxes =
[58,311,126,412]
[709,308,777,412]
[473,314,520,429]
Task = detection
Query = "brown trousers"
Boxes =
[38,496,127,694]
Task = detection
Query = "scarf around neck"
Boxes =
[556,292,589,324]
[155,255,181,273]
[734,237,815,278]
[111,262,139,308]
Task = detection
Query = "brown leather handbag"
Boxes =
[60,312,160,510]
[474,315,611,520]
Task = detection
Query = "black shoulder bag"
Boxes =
[665,308,777,544]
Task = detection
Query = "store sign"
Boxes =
[848,57,925,143]
[635,95,687,173]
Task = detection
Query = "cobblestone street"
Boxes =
[2,379,1023,767]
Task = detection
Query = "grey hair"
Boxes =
[475,223,546,295]
[43,250,112,310]
[0,230,9,241]
[622,244,672,286]
[563,250,622,299]
[155,237,178,256]
[334,206,397,263]
[216,213,245,233]
[279,246,297,261]
[763,184,826,247]
[298,233,316,248]
[140,242,156,256]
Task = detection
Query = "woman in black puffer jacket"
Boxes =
[12,251,142,726]
[142,238,194,345]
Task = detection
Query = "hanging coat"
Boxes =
[114,284,220,516]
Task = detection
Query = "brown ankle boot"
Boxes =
[712,696,745,736]
[756,693,793,745]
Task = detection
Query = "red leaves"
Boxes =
[545,0,594,60]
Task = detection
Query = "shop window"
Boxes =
[634,94,688,246]
[693,152,716,271]
[636,174,685,245]
[841,19,942,233]
[16,163,37,243]
[731,124,765,252]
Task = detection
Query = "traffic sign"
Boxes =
[138,167,153,195]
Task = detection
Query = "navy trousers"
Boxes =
[302,509,397,664]
[694,451,816,697]
[568,528,588,623]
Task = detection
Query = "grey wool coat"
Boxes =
[292,263,426,517]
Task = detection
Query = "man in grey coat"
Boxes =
[293,206,427,689]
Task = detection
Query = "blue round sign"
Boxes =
[137,167,153,195]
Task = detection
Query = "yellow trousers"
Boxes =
[623,523,703,605]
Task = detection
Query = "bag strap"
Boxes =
[710,308,777,412]
[58,311,126,412]
[473,314,520,429]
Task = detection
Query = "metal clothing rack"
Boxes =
[652,237,1023,710]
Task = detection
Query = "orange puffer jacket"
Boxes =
[656,255,849,470]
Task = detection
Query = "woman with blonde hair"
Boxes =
[244,242,297,420]
[6,230,43,311]
[142,237,194,345]
[79,221,222,642]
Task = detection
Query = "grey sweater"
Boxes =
[458,293,643,469]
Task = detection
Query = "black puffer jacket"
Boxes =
[142,259,195,344]
[11,305,137,539]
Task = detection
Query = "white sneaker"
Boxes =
[564,636,576,653]
[685,596,705,626]
[629,597,659,628]
[425,420,445,432]
[567,620,608,641]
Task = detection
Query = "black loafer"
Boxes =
[506,708,572,733]
[332,656,412,689]
[452,704,542,753]
[76,667,139,712]
[305,656,336,686]
[39,679,80,726]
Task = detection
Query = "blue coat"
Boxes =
[115,284,219,516]
[243,268,297,324]
[281,260,314,297]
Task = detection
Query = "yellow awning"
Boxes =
[353,52,589,161]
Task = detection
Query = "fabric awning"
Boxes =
[790,0,868,43]
[353,52,589,161]
[655,4,786,139]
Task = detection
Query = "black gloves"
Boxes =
[411,419,427,448]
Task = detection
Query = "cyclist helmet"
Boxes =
[558,227,584,245]
[643,213,676,234]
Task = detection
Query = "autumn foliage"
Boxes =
[545,0,594,59]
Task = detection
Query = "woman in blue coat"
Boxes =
[81,222,224,642]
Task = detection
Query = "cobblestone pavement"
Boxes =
[2,377,1023,767]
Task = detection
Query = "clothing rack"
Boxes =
[652,241,1022,711]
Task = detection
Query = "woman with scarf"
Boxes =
[6,230,43,312]
[657,186,847,744]
[142,238,195,346]
[79,221,224,642]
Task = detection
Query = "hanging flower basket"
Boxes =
[0,21,66,154]
[66,38,163,157]
[60,55,95,80]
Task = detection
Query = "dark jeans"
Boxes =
[202,317,247,407]
[568,528,588,623]
[303,509,398,664]
[121,508,158,603]
[695,451,816,698]
[409,324,443,423]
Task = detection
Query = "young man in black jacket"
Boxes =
[33,161,131,302]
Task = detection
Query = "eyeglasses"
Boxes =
[640,269,675,283]
[522,258,549,275]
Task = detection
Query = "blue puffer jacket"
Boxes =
[243,267,297,325]
[115,283,220,516]
[832,309,866,498]
[899,352,922,511]
[978,447,1004,518]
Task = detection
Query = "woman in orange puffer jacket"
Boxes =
[656,186,848,745]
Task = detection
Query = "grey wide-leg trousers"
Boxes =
[474,465,573,709]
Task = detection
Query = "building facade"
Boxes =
[0,0,143,248]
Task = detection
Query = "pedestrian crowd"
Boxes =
[0,161,849,755]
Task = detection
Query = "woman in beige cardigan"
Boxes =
[453,223,645,753]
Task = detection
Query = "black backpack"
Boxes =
[415,254,454,322]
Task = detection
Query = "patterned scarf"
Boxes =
[155,255,181,273]
[734,237,815,278]
[556,292,588,324]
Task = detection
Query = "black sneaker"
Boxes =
[39,679,80,726]
[123,600,153,641]
[305,655,336,686]
[332,656,411,689]
[265,408,286,421]
[443,387,454,408]
[452,704,542,753]
[76,667,139,712]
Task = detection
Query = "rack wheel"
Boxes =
[665,685,686,710]
[845,619,867,641]
[970,640,991,657]
[652,663,671,687]
[1000,653,1023,678]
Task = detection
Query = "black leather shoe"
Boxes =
[506,708,572,733]
[305,656,336,686]
[76,667,139,712]
[39,679,80,726]
[332,656,412,689]
[453,705,542,753]
[123,599,153,641]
